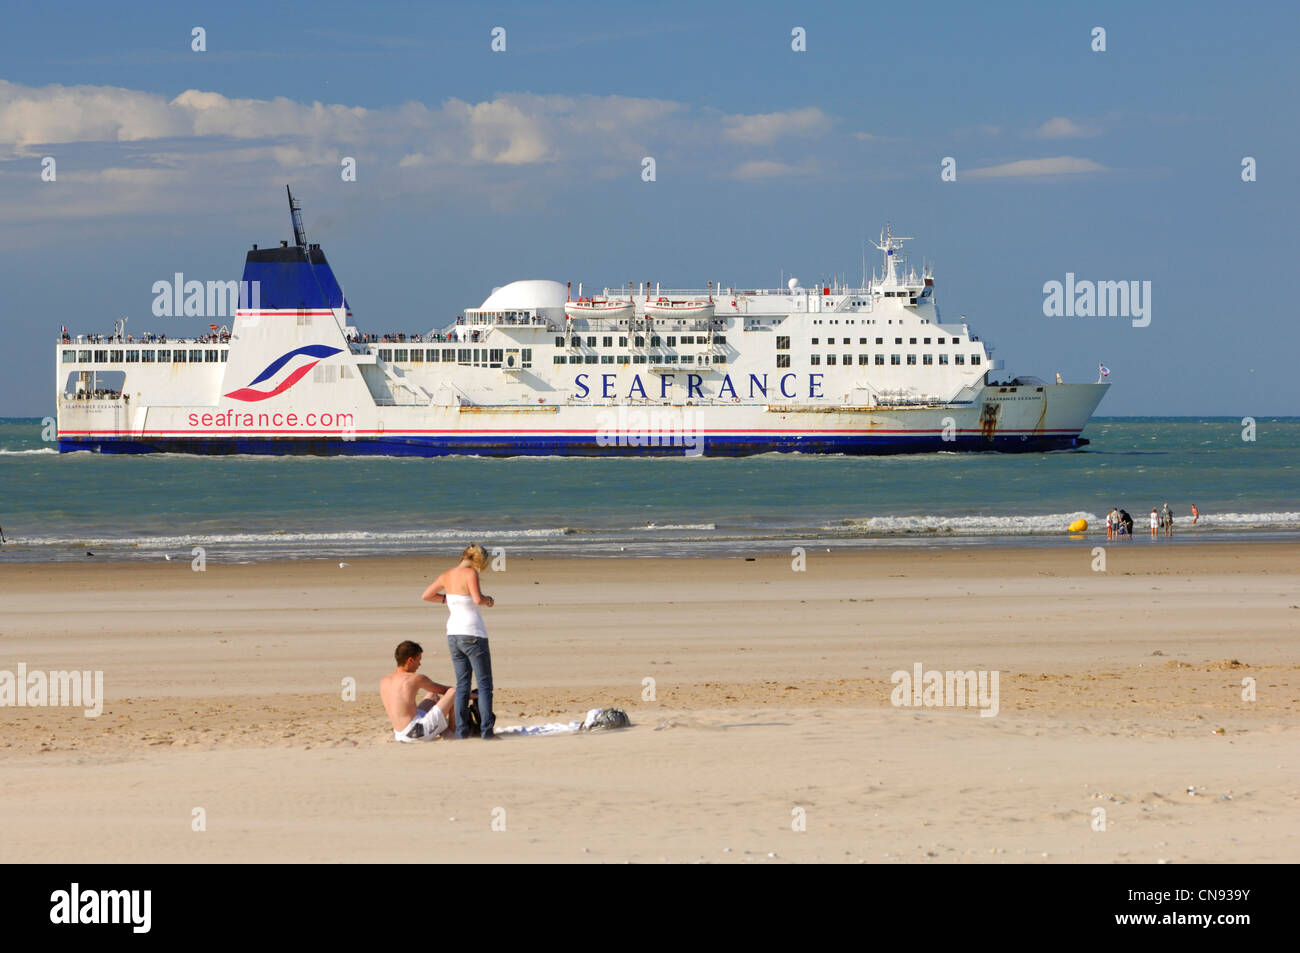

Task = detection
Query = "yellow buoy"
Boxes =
[1068,518,1088,533]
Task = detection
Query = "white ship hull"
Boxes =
[56,379,1106,455]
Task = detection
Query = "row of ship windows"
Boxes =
[778,336,961,348]
[364,347,980,368]
[555,335,724,348]
[809,318,926,325]
[553,355,727,365]
[783,354,981,367]
[379,348,532,366]
[544,353,978,368]
[62,349,227,363]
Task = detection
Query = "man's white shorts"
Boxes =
[394,705,449,742]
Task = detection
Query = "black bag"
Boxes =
[465,691,482,737]
[584,708,631,731]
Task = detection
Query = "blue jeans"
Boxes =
[447,635,494,738]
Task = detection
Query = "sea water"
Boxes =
[0,417,1295,562]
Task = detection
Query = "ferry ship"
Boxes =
[56,189,1109,456]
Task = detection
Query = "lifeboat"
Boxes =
[565,298,635,322]
[643,297,715,321]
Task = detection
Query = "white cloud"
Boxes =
[732,158,818,180]
[0,80,685,166]
[0,79,833,222]
[452,98,553,165]
[966,156,1107,178]
[0,80,181,149]
[1035,116,1098,138]
[722,107,830,145]
[85,167,186,185]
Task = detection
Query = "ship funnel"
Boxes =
[241,188,349,311]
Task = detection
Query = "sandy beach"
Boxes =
[1,541,1296,864]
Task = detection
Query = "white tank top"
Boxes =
[445,593,488,638]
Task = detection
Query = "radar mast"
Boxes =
[287,185,308,248]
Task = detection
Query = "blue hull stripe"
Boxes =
[59,433,1087,456]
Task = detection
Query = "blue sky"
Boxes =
[1,0,1296,415]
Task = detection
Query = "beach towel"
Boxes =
[498,707,632,737]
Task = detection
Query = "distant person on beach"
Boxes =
[1105,508,1114,540]
[1191,503,1199,524]
[1163,502,1174,538]
[1119,509,1134,540]
[422,544,497,740]
[381,640,457,742]
[1150,508,1159,539]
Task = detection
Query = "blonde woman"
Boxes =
[422,544,497,739]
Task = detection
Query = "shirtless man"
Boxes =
[381,640,457,742]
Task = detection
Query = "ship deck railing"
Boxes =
[63,390,126,400]
[448,317,557,334]
[353,333,463,345]
[651,287,858,297]
[650,286,893,298]
[459,315,552,327]
[560,318,721,333]
[60,334,230,345]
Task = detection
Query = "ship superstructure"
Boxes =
[56,191,1108,455]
